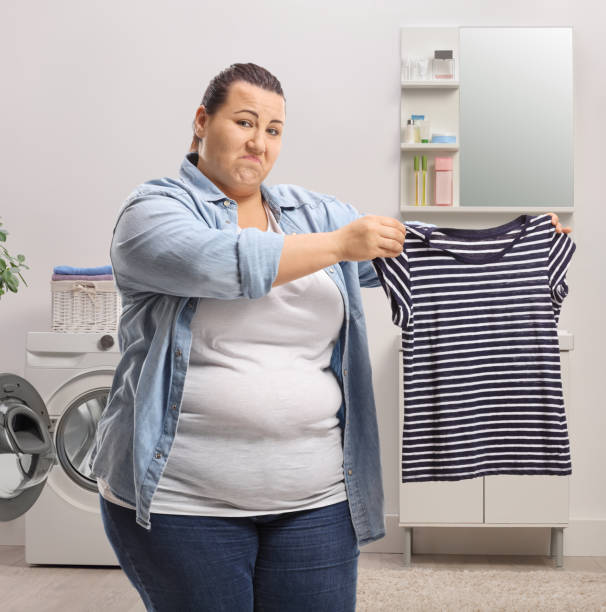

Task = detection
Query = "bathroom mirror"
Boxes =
[459,27,573,208]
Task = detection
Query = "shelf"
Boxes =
[402,80,459,89]
[401,143,458,151]
[400,206,574,214]
[398,522,569,528]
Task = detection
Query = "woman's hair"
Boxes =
[190,62,285,151]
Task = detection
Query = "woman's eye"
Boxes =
[237,120,280,136]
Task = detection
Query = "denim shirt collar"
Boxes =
[179,152,291,222]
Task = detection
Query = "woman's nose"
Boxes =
[248,130,266,152]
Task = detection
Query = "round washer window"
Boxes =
[55,388,109,492]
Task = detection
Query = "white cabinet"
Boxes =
[400,27,460,211]
[397,331,573,567]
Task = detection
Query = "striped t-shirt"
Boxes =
[371,213,576,482]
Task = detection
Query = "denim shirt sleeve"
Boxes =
[110,191,285,299]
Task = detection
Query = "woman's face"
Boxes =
[194,80,285,199]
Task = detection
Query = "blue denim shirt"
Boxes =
[89,152,433,546]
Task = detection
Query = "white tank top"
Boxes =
[99,200,347,515]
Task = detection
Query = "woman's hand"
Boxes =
[336,215,406,262]
[549,213,572,234]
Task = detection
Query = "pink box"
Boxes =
[434,157,453,205]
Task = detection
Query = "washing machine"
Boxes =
[0,331,121,565]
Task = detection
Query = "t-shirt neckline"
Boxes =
[422,214,532,265]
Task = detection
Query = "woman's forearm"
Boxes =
[272,232,342,287]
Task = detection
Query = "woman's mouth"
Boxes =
[242,156,261,163]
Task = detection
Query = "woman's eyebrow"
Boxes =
[234,109,284,125]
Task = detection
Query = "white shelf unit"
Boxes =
[401,143,459,152]
[402,80,460,89]
[401,206,575,214]
[400,27,460,210]
[397,331,573,567]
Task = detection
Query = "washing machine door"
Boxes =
[53,378,109,492]
[0,373,57,521]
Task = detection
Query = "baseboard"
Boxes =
[3,514,605,556]
[359,515,606,556]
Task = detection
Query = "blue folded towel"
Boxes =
[53,265,113,275]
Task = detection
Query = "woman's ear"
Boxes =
[194,105,208,139]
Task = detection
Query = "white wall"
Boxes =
[1,0,604,555]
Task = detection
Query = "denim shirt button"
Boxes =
[155,452,162,459]
[171,404,177,411]
[347,469,353,475]
[343,369,348,376]
[328,267,334,273]
[175,348,182,357]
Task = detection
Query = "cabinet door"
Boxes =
[484,475,569,524]
[400,479,484,524]
[398,348,484,524]
[484,347,571,524]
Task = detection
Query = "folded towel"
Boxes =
[52,274,114,281]
[53,265,113,275]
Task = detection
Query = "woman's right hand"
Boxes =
[335,215,407,262]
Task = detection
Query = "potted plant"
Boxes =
[0,217,29,299]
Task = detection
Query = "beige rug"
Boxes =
[356,567,606,611]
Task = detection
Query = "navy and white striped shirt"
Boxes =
[371,214,576,482]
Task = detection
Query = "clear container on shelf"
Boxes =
[411,114,424,143]
[432,50,455,79]
[419,118,431,143]
[401,57,413,81]
[416,58,430,80]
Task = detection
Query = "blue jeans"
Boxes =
[99,494,360,612]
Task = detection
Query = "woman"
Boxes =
[89,62,571,612]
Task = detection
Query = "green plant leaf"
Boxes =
[0,220,27,296]
[2,269,18,292]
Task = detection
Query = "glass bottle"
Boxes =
[432,50,454,79]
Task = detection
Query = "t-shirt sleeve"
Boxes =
[371,251,413,329]
[547,230,576,325]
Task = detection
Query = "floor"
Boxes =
[1,545,605,611]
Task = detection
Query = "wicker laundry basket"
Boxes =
[51,279,121,332]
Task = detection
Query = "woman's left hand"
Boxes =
[549,213,572,234]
